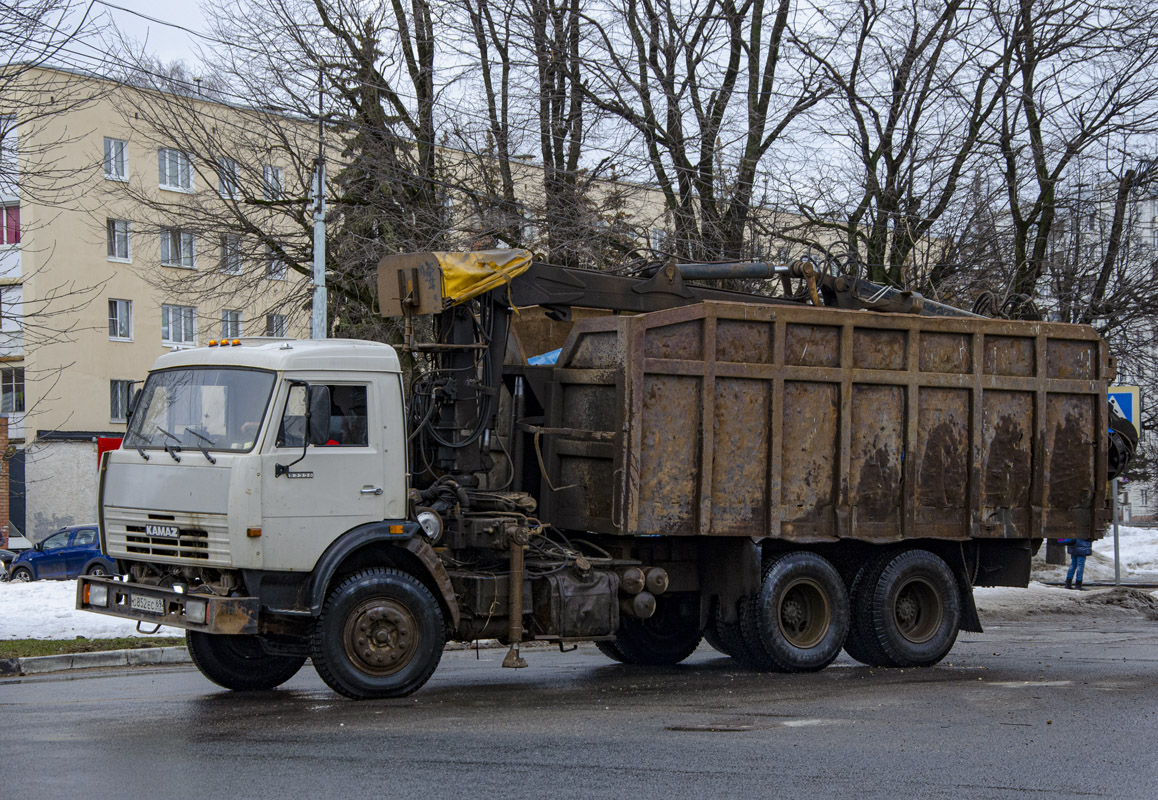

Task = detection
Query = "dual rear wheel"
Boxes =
[706,548,961,672]
[844,549,961,668]
[704,552,849,672]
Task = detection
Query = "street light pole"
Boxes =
[310,160,326,339]
[310,68,327,340]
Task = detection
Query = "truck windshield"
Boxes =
[123,367,276,453]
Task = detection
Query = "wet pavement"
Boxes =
[3,614,1157,799]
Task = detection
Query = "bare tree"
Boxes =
[437,0,639,269]
[581,0,826,262]
[784,0,1014,286]
[995,0,1158,307]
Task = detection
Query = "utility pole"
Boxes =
[310,160,326,339]
[310,69,327,339]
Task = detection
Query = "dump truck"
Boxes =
[78,250,1136,698]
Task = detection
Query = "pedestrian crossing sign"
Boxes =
[1108,385,1141,430]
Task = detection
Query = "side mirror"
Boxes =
[307,385,331,445]
[126,386,143,425]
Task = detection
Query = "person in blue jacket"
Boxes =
[1058,538,1092,590]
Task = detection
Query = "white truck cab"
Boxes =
[102,338,409,575]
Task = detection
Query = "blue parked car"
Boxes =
[6,525,116,582]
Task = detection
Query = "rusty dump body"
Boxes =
[538,300,1112,545]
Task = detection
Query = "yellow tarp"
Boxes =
[437,249,533,306]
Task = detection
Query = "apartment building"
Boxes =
[1,66,309,538]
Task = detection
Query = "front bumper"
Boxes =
[76,577,260,635]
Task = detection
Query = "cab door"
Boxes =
[260,378,391,571]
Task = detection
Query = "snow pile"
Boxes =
[0,580,182,640]
[1029,525,1158,585]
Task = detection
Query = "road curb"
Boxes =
[0,640,515,677]
[0,646,191,677]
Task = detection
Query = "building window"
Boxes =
[158,148,193,191]
[220,234,241,274]
[160,228,195,268]
[110,379,132,423]
[1,204,19,245]
[263,165,284,201]
[266,244,286,280]
[106,219,131,261]
[161,304,197,345]
[265,313,287,337]
[1,367,23,412]
[104,137,128,180]
[221,309,242,338]
[108,298,132,340]
[218,157,240,199]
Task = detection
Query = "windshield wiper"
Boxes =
[156,426,182,462]
[184,427,217,464]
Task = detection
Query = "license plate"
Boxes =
[145,525,179,538]
[130,595,165,615]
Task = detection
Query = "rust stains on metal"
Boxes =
[541,301,1111,544]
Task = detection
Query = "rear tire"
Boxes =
[711,597,766,669]
[755,551,848,672]
[738,593,777,671]
[866,550,960,668]
[310,568,445,699]
[701,615,728,655]
[185,631,305,691]
[844,553,894,666]
[610,596,702,666]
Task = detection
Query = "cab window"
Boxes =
[277,384,369,448]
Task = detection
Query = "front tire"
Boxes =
[310,568,445,699]
[85,563,111,577]
[755,552,849,672]
[10,566,32,582]
[185,631,306,691]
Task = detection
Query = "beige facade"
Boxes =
[2,67,309,537]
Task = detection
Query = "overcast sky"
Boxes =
[98,0,208,66]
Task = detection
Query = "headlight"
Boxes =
[185,599,207,624]
[87,584,109,607]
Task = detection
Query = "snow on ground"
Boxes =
[0,580,183,640]
[2,526,1158,640]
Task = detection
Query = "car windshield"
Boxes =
[123,367,276,452]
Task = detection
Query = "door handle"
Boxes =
[361,486,383,495]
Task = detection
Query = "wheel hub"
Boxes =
[344,599,418,675]
[777,578,831,649]
[893,577,943,644]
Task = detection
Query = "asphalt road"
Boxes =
[3,616,1157,800]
